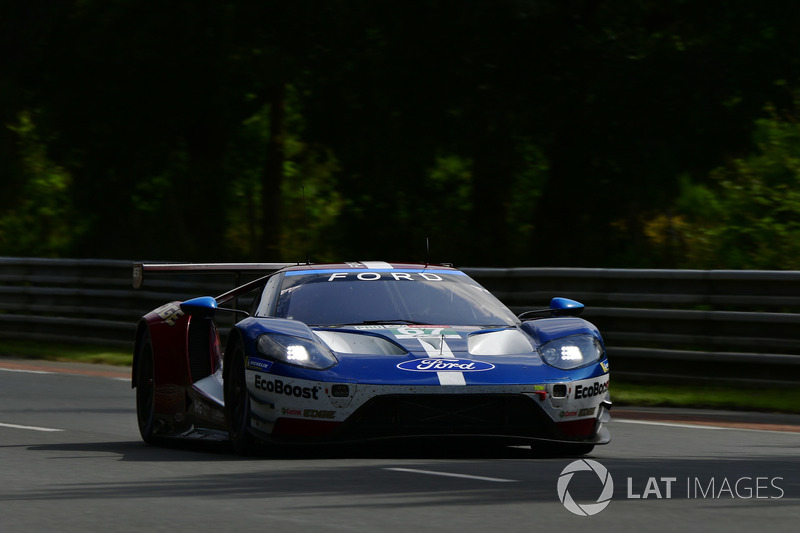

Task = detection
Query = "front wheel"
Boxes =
[135,329,158,444]
[224,337,256,454]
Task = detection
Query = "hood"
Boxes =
[308,324,562,385]
[238,318,602,385]
[315,325,540,357]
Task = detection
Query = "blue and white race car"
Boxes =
[132,261,611,455]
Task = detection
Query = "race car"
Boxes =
[132,261,611,455]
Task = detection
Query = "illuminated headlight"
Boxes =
[538,334,604,370]
[257,333,338,370]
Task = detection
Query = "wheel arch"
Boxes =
[131,319,151,389]
[222,326,246,384]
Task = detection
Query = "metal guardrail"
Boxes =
[1,258,798,385]
[0,257,240,348]
[464,268,800,386]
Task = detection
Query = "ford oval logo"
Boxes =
[397,358,495,372]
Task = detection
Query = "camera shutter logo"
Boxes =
[557,459,614,516]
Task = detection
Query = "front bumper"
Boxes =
[246,372,611,445]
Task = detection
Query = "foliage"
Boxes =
[3,1,800,267]
[0,112,82,256]
[221,86,343,262]
[644,102,800,269]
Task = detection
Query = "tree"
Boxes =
[0,111,81,256]
[4,0,800,268]
[644,99,800,269]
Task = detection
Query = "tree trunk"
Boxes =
[259,83,286,261]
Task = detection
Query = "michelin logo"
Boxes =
[246,357,273,372]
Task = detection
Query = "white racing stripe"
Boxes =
[0,422,64,432]
[386,467,517,483]
[419,337,467,386]
[437,372,466,386]
[359,261,393,269]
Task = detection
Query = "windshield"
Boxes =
[268,270,519,327]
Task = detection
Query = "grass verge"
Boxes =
[2,340,798,414]
[0,340,132,367]
[611,381,800,414]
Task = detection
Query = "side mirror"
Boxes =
[550,297,584,316]
[180,296,250,319]
[518,297,585,319]
[180,296,219,318]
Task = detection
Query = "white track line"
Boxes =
[615,418,800,435]
[0,422,64,432]
[0,368,53,375]
[386,467,517,483]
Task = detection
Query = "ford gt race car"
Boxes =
[132,261,611,455]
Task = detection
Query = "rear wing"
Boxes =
[132,262,295,289]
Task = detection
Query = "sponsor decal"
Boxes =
[600,360,609,373]
[155,303,184,326]
[281,407,302,416]
[574,379,609,399]
[532,385,548,401]
[193,402,208,416]
[578,407,596,417]
[559,410,578,418]
[532,384,547,400]
[246,357,273,373]
[254,375,320,399]
[303,409,336,419]
[397,358,495,372]
[330,384,350,397]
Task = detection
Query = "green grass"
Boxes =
[2,340,798,414]
[0,340,132,366]
[611,381,800,414]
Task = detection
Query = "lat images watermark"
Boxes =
[557,459,614,516]
[557,459,785,517]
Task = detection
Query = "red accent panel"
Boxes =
[556,418,596,437]
[146,308,193,387]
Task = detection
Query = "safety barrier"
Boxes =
[1,258,798,385]
[465,268,800,386]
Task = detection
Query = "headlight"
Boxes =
[539,334,604,370]
[257,333,338,370]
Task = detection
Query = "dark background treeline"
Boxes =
[2,0,800,268]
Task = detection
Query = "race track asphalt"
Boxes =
[1,358,799,533]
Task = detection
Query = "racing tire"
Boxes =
[531,441,595,457]
[224,337,256,455]
[135,329,159,445]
